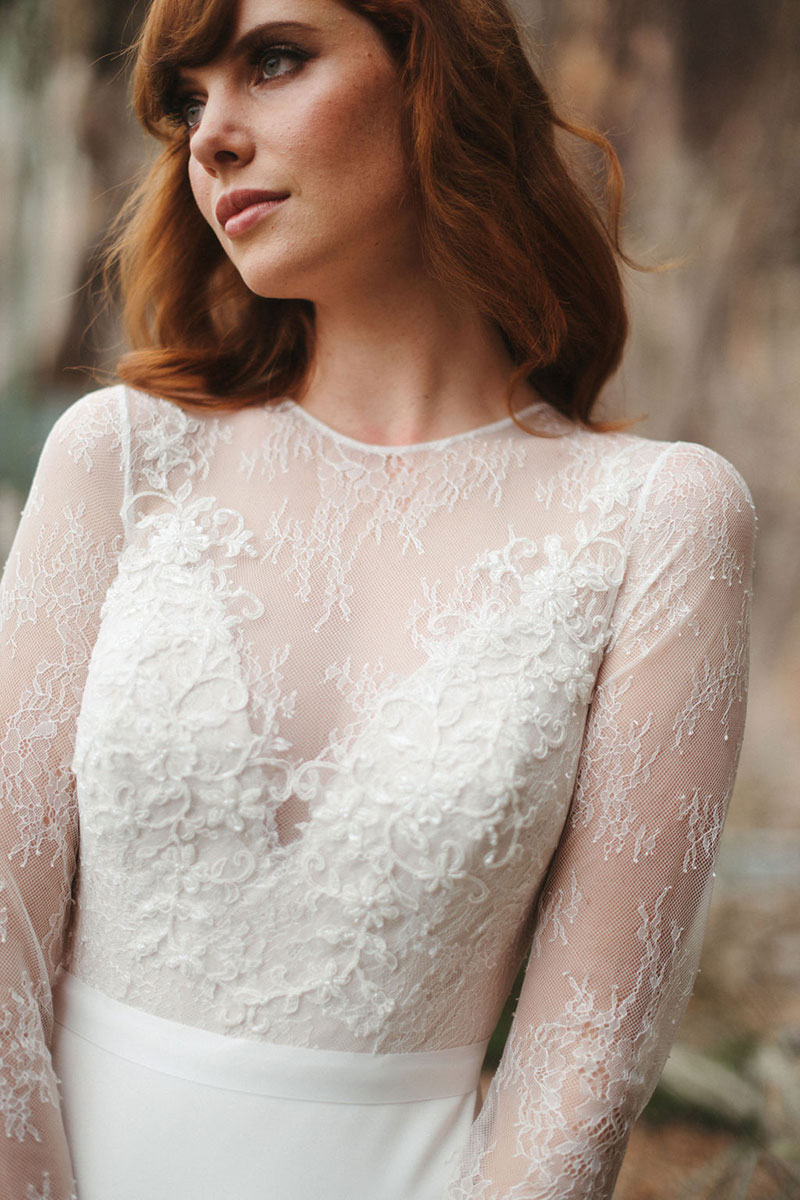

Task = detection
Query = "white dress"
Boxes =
[0,386,755,1200]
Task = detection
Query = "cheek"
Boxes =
[188,157,214,226]
[290,66,407,207]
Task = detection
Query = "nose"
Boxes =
[189,90,255,175]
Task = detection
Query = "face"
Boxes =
[177,0,418,301]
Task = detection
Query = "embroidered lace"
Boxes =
[0,386,756,1198]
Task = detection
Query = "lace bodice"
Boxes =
[1,386,755,1199]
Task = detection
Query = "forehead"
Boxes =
[233,0,352,35]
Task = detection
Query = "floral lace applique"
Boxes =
[1,387,755,1199]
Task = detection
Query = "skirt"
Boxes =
[51,970,487,1200]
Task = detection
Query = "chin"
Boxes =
[226,241,332,303]
[235,262,348,306]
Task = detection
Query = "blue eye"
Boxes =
[164,42,309,132]
[257,48,302,81]
[180,99,205,130]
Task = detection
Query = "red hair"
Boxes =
[109,0,630,426]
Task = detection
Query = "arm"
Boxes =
[444,443,756,1198]
[1,389,127,1200]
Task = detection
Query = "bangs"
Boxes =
[133,0,238,133]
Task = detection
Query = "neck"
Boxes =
[295,270,534,447]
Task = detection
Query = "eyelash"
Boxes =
[165,40,311,132]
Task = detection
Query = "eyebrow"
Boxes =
[174,20,320,89]
[230,20,320,59]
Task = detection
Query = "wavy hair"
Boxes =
[109,0,631,425]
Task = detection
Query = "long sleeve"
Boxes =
[1,390,126,1200]
[444,443,756,1199]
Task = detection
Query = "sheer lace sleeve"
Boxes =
[444,443,756,1199]
[1,389,127,1200]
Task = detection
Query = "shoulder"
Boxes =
[34,384,206,507]
[36,384,129,479]
[44,384,208,471]
[600,437,757,609]
[15,388,132,541]
[49,383,193,437]
[599,438,756,661]
[577,428,752,508]
[631,439,756,564]
[639,439,754,519]
[575,429,755,542]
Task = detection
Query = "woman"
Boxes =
[0,0,755,1196]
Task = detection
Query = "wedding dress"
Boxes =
[0,385,755,1200]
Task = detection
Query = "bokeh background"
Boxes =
[1,1,798,1196]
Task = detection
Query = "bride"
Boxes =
[0,0,755,1197]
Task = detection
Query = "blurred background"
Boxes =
[1,0,798,1196]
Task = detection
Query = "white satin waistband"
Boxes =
[52,970,488,1105]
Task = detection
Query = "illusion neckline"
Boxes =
[283,398,546,455]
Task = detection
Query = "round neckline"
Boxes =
[283,398,544,454]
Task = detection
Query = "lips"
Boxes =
[215,189,290,234]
